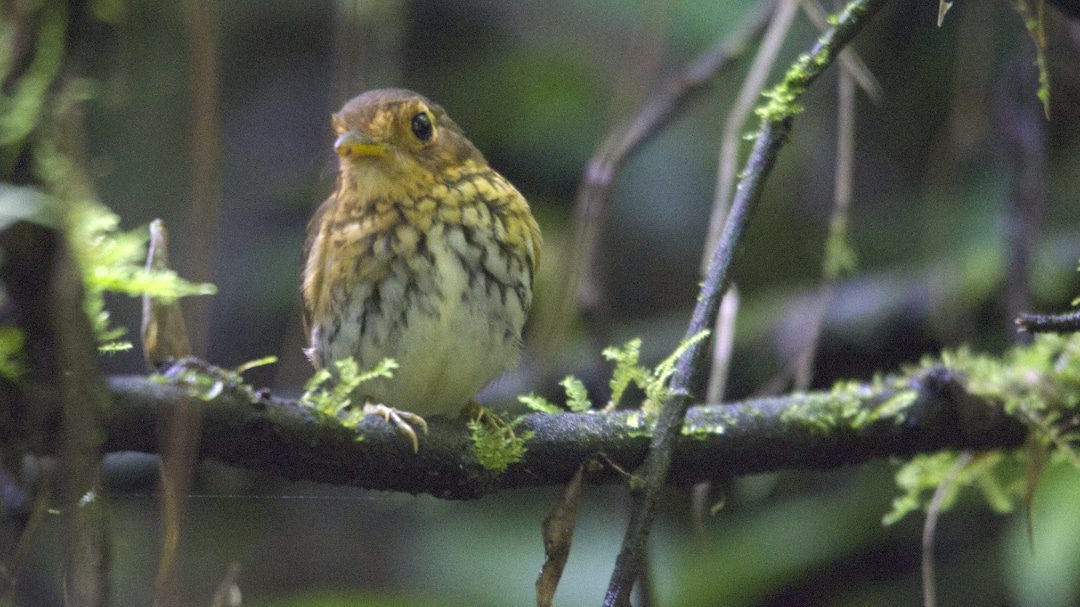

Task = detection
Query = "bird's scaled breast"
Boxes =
[314,217,532,417]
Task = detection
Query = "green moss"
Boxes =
[884,333,1080,524]
[300,357,398,430]
[602,338,649,410]
[884,451,1023,525]
[681,418,726,439]
[469,420,531,475]
[154,356,277,405]
[0,324,25,380]
[754,0,877,124]
[778,382,868,435]
[560,376,592,412]
[851,390,917,430]
[625,411,651,439]
[518,393,561,414]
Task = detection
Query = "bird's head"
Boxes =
[331,89,484,186]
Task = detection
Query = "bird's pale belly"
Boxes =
[311,223,529,416]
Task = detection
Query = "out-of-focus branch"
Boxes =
[0,222,110,606]
[703,0,796,270]
[998,38,1047,341]
[792,41,858,391]
[1016,309,1080,334]
[533,0,777,357]
[181,0,221,357]
[141,218,198,607]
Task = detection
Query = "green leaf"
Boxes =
[518,393,561,414]
[0,325,26,379]
[560,376,592,412]
[98,341,133,354]
[602,338,649,409]
[233,355,278,374]
[0,185,62,231]
[300,357,398,427]
[645,329,711,408]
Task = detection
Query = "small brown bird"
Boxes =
[302,89,541,449]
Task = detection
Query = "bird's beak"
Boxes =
[335,131,386,159]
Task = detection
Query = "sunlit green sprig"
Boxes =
[68,202,217,350]
[518,331,710,417]
[155,356,277,403]
[300,357,398,430]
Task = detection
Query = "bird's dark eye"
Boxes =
[410,112,434,142]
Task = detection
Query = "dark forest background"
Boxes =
[5,0,1080,605]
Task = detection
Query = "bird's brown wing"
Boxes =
[300,194,336,338]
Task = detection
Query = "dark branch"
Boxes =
[604,1,890,604]
[0,221,111,605]
[1016,309,1080,334]
[64,365,1027,501]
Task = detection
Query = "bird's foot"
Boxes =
[363,403,428,452]
[462,401,515,441]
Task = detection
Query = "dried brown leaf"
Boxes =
[141,219,191,369]
[536,464,587,607]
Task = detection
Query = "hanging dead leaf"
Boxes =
[141,219,191,369]
[536,463,588,607]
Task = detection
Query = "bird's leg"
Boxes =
[461,401,515,441]
[363,403,428,452]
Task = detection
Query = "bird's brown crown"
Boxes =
[331,89,484,182]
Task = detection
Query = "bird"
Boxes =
[301,89,541,451]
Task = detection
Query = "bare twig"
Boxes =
[142,219,192,368]
[921,451,974,607]
[693,286,740,533]
[702,0,796,268]
[181,0,221,357]
[142,219,200,607]
[793,49,857,390]
[603,1,889,603]
[533,0,777,356]
[1016,309,1080,334]
[998,40,1048,339]
[210,563,242,607]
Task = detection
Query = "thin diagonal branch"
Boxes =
[533,0,777,356]
[604,1,890,604]
[793,43,858,391]
[703,0,797,270]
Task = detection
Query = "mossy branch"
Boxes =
[4,362,1025,500]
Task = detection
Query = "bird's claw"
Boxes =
[462,401,515,441]
[363,403,428,452]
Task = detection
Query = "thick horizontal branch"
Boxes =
[87,366,1027,500]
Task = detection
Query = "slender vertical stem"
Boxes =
[603,1,890,603]
[181,0,221,357]
[531,1,777,360]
